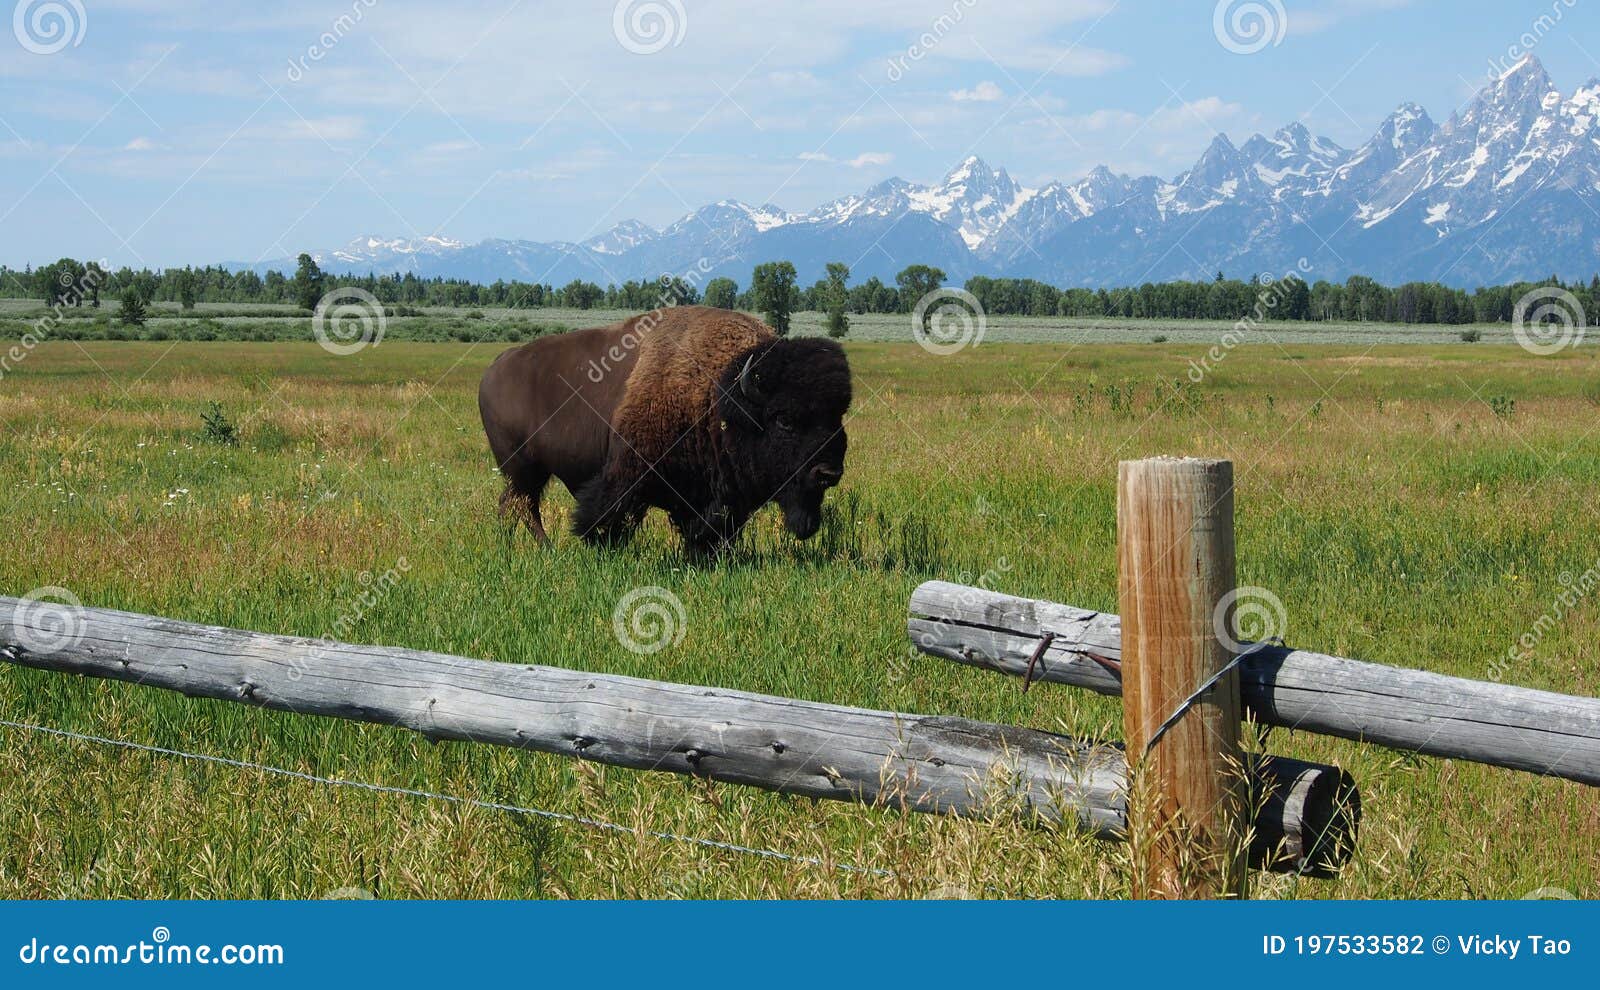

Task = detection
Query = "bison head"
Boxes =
[715,337,851,540]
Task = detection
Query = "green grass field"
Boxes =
[2,329,1598,899]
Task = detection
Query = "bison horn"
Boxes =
[737,353,763,402]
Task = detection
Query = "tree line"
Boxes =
[6,255,1596,332]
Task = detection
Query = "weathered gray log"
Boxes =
[1,596,1353,873]
[909,580,1600,786]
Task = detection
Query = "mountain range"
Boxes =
[253,56,1600,289]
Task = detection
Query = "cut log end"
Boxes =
[1249,756,1361,876]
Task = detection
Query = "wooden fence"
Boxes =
[0,589,1351,875]
[8,455,1594,896]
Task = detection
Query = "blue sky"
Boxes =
[3,0,1599,269]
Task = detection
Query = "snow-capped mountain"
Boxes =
[256,58,1600,288]
[582,219,658,256]
[1241,122,1348,200]
[322,234,465,269]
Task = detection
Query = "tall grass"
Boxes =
[0,340,1597,898]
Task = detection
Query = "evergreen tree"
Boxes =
[176,268,198,310]
[84,261,105,307]
[1279,275,1311,320]
[118,287,147,327]
[824,262,850,338]
[292,253,325,310]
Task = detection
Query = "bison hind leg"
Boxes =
[498,475,550,545]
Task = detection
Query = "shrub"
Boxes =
[1460,329,1482,343]
[200,402,239,446]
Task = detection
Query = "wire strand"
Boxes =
[0,717,893,881]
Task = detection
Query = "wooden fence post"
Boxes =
[1117,456,1245,898]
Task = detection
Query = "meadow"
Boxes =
[1,312,1598,898]
[0,297,1558,346]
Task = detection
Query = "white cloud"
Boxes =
[950,81,1003,102]
[241,116,367,143]
[1290,0,1417,36]
[797,150,893,168]
[123,137,158,151]
[420,140,476,156]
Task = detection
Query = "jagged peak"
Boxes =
[1276,120,1312,143]
[1498,54,1545,83]
[1484,53,1557,105]
[864,176,912,196]
[940,154,1011,190]
[1081,164,1125,184]
[1571,78,1600,104]
[945,153,989,175]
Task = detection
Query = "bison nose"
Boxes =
[810,464,843,488]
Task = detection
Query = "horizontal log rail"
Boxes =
[1,595,1355,874]
[908,581,1600,787]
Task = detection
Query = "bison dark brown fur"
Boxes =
[478,306,851,556]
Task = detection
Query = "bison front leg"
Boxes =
[572,461,646,549]
[670,501,747,561]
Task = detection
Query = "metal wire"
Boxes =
[0,717,893,880]
[1142,638,1284,753]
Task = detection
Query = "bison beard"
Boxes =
[478,306,851,558]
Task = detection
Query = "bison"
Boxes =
[478,305,851,556]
